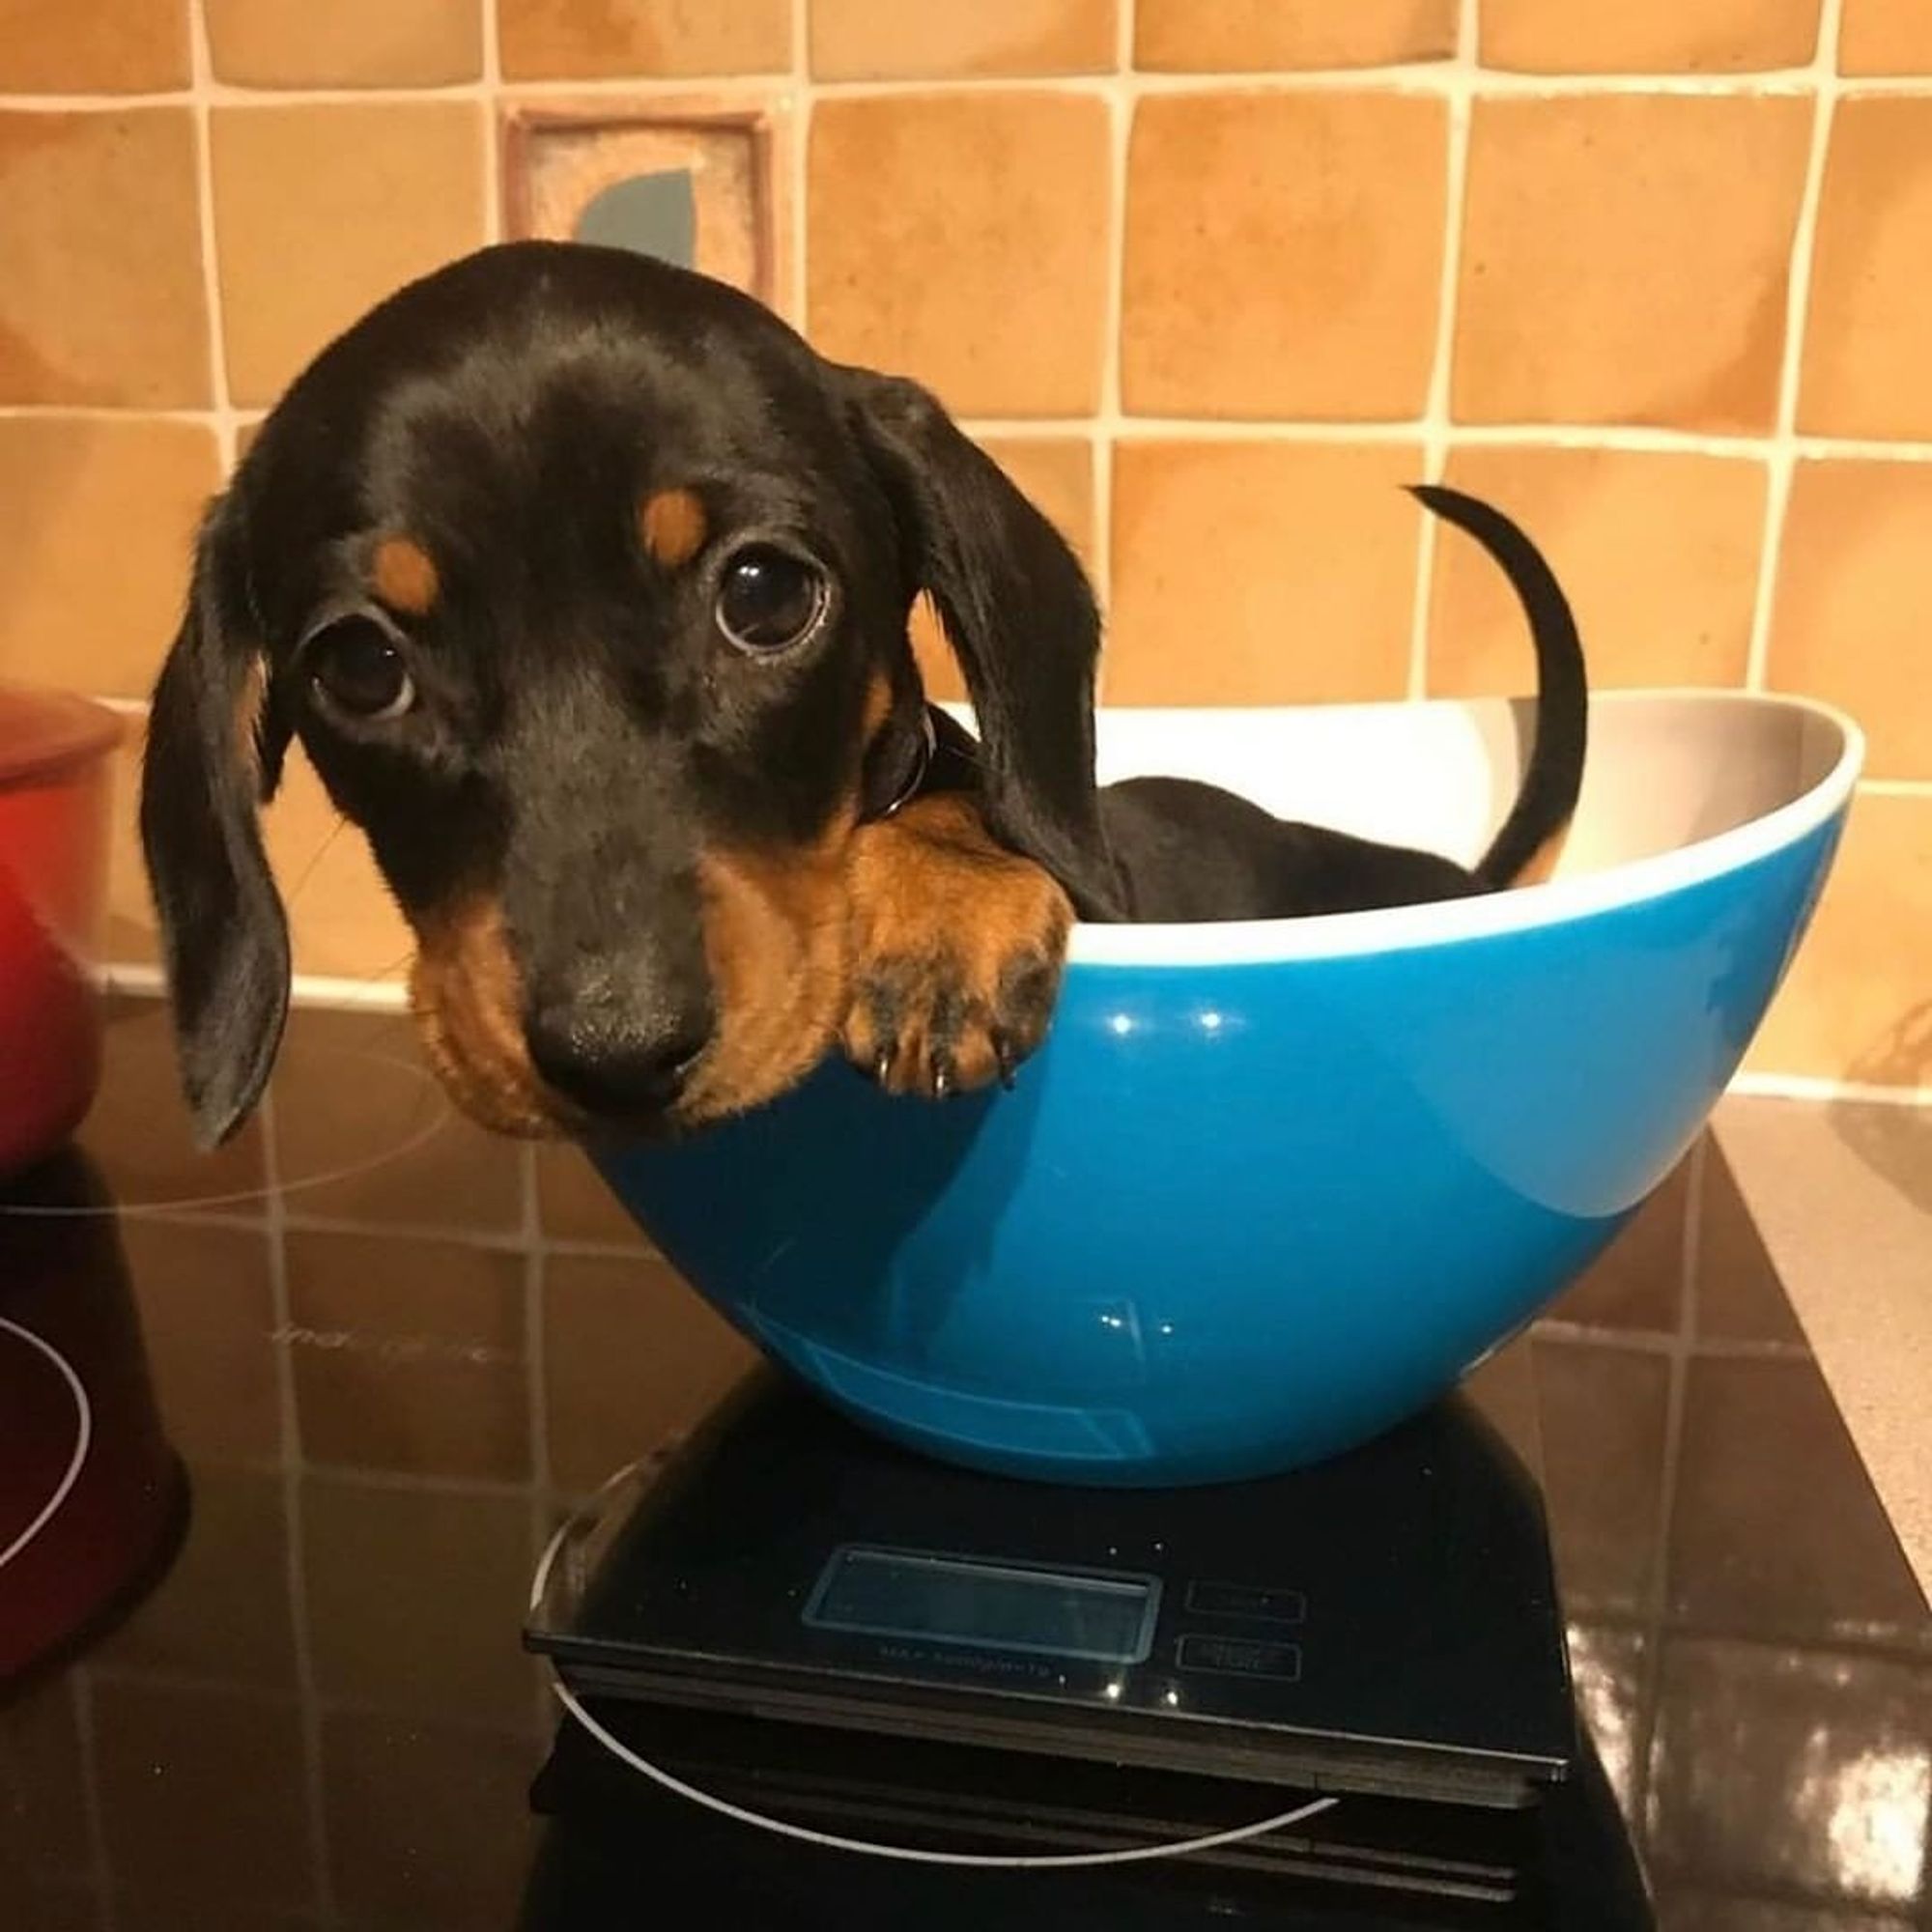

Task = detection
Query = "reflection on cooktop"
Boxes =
[0,999,1926,1931]
[0,1000,449,1217]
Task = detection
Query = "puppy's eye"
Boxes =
[715,547,827,654]
[307,619,414,723]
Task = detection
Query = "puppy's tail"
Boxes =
[1409,484,1588,892]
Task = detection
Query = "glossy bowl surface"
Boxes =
[600,693,1859,1485]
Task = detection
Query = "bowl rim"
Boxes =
[1064,689,1864,968]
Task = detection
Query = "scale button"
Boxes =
[1176,1634,1303,1682]
[1185,1581,1306,1625]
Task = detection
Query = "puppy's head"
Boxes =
[142,242,1117,1146]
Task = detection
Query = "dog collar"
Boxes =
[864,706,938,823]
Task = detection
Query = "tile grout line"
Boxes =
[1744,0,1845,695]
[1533,1320,1810,1363]
[1629,1132,1710,1841]
[86,1662,585,1739]
[83,1655,563,1732]
[283,1205,657,1259]
[480,0,503,245]
[1404,0,1478,701]
[108,1188,668,1262]
[233,1460,542,1504]
[788,0,810,325]
[980,416,1932,462]
[0,405,221,423]
[185,0,242,471]
[255,1080,337,1923]
[18,66,1932,112]
[18,399,1932,470]
[1558,1615,1932,1670]
[67,1664,117,1932]
[1727,1067,1932,1106]
[1679,1130,1709,1511]
[1093,0,1137,700]
[105,961,408,1008]
[521,1140,554,1575]
[179,23,329,1903]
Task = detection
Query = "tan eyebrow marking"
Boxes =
[639,487,708,569]
[371,536,439,615]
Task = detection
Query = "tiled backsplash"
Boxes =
[1,0,1927,1094]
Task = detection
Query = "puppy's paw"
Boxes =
[842,796,1072,1098]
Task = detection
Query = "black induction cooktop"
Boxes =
[2,999,1928,1931]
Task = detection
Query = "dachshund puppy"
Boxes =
[142,242,1111,1144]
[141,242,1581,1150]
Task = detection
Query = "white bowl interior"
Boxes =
[1086,692,1849,879]
[933,693,1861,966]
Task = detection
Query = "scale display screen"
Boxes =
[803,1545,1160,1664]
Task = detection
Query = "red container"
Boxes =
[0,687,122,1177]
[1,1155,185,1684]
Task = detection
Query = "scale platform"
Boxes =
[525,1355,1654,1920]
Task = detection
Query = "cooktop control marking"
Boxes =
[1176,1634,1304,1683]
[1185,1580,1307,1625]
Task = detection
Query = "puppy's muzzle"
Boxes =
[525,979,714,1121]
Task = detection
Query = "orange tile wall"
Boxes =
[1,0,1925,1094]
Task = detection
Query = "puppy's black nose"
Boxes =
[526,1006,711,1118]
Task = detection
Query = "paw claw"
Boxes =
[992,1031,1018,1091]
[841,805,1072,1103]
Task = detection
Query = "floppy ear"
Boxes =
[139,493,292,1148]
[838,369,1124,920]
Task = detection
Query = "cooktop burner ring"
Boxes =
[0,1314,92,1572]
[0,1039,451,1219]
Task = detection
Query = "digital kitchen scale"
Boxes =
[524,1355,1650,1919]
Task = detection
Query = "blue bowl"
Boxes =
[598,693,1861,1486]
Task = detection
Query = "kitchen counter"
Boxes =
[2,997,1927,1929]
[1714,1092,1932,1602]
